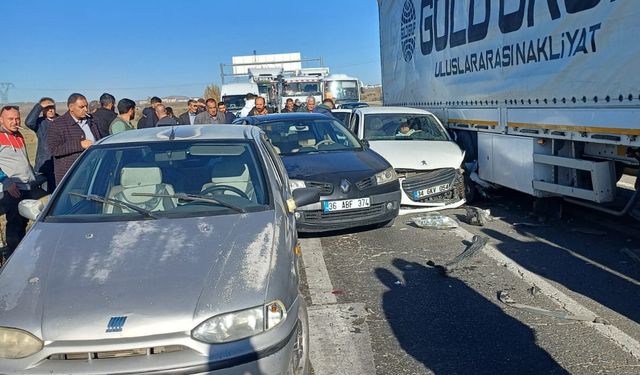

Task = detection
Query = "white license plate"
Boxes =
[412,183,450,199]
[322,198,371,212]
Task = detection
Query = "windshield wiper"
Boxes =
[69,192,158,219]
[132,192,246,213]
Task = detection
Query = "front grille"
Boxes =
[306,181,333,195]
[399,168,463,203]
[303,203,386,223]
[356,176,375,190]
[48,345,186,360]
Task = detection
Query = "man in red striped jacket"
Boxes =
[0,105,37,259]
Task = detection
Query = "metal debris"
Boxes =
[463,206,493,226]
[427,235,488,276]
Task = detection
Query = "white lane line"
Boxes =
[299,238,337,305]
[454,227,640,361]
[307,303,377,375]
[299,238,377,375]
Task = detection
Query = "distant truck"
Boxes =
[321,74,362,106]
[378,0,640,216]
[220,82,258,116]
[280,75,323,110]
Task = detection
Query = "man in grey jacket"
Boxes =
[194,98,224,124]
[0,106,38,259]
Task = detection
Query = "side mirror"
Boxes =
[18,199,44,221]
[286,187,320,213]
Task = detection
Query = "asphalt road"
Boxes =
[299,188,640,374]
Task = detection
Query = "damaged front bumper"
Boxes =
[397,168,466,215]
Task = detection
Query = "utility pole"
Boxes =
[0,82,14,104]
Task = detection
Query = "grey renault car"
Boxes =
[0,125,318,374]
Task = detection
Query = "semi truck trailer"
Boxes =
[378,0,640,216]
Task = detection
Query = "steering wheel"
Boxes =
[316,139,335,147]
[201,185,250,200]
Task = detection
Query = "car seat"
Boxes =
[201,155,254,200]
[105,165,176,213]
[292,131,317,152]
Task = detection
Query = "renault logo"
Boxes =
[340,179,351,193]
[106,316,127,333]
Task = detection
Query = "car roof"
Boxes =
[238,113,333,125]
[356,106,435,115]
[332,109,352,113]
[97,124,260,145]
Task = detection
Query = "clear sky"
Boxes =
[1,0,382,103]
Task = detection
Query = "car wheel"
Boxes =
[291,297,310,375]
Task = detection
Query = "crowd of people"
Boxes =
[0,90,339,264]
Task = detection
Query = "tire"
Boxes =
[291,297,310,375]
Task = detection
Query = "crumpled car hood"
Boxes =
[0,211,277,341]
[369,140,464,170]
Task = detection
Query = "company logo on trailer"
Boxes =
[400,0,416,62]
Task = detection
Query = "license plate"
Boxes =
[412,183,450,199]
[322,198,371,212]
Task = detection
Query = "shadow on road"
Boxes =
[483,227,640,324]
[375,258,568,375]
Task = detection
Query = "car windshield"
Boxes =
[47,141,270,222]
[324,80,359,101]
[363,114,449,141]
[222,95,246,110]
[284,82,321,96]
[256,118,361,155]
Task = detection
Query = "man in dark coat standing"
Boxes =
[24,97,58,193]
[92,93,117,138]
[138,96,162,129]
[47,93,101,185]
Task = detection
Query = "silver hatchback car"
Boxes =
[0,125,318,374]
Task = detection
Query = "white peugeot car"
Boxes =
[349,106,467,214]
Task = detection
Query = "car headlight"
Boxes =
[192,301,287,344]
[0,327,43,359]
[289,179,306,191]
[374,168,398,185]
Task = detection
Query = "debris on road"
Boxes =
[411,213,459,229]
[497,291,607,324]
[427,235,488,276]
[463,206,493,226]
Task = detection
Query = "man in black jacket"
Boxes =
[138,96,162,129]
[24,97,58,193]
[92,93,117,138]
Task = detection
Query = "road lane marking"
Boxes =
[299,238,337,305]
[299,238,377,375]
[307,303,377,375]
[453,227,640,361]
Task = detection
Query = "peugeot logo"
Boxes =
[106,316,127,333]
[340,179,351,193]
[400,0,416,62]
